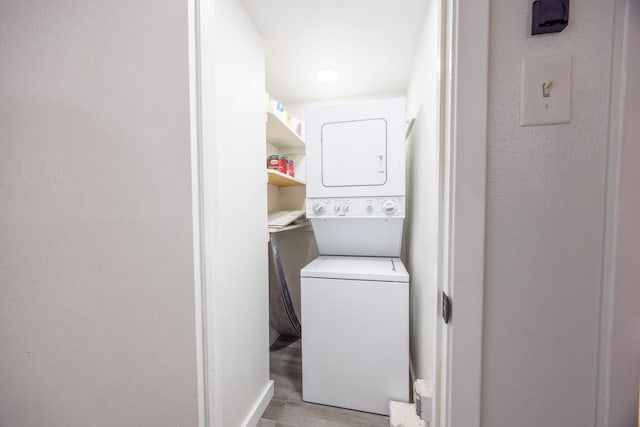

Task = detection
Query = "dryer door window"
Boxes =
[321,119,387,187]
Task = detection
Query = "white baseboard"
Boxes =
[242,380,274,427]
[409,357,416,396]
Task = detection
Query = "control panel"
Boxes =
[306,197,405,218]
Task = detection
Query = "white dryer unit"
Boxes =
[301,256,409,415]
[305,98,405,199]
[305,98,406,256]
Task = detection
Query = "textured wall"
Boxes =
[483,1,614,426]
[0,1,198,426]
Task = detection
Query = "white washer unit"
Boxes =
[301,256,409,415]
[305,98,406,257]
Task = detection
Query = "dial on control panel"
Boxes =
[382,200,397,215]
[313,201,327,216]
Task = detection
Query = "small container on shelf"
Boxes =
[267,154,280,170]
[267,154,288,174]
[287,159,295,177]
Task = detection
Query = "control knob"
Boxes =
[382,200,397,215]
[312,201,327,216]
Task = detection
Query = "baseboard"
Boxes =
[242,380,274,427]
[409,357,416,399]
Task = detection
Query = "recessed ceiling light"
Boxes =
[316,69,339,82]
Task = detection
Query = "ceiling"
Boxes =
[241,0,429,103]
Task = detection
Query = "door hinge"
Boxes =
[442,291,452,324]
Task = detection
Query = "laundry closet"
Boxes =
[263,95,422,417]
[210,0,442,424]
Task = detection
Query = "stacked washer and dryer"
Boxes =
[301,98,409,415]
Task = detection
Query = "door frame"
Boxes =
[188,0,490,425]
[189,0,223,426]
[596,0,636,424]
[438,1,489,426]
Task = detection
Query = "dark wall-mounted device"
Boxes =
[531,0,569,35]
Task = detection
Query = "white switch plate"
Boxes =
[520,54,572,126]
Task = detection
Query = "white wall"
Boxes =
[483,2,614,426]
[403,0,440,386]
[405,0,439,122]
[0,2,198,426]
[212,0,272,425]
[604,0,640,424]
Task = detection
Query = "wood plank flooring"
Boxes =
[258,336,389,427]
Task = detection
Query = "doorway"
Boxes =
[188,1,489,425]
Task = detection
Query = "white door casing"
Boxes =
[438,0,489,426]
[597,0,640,425]
[189,0,223,426]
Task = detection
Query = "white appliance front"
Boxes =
[321,119,387,187]
[305,98,406,199]
[306,196,405,256]
[301,256,409,415]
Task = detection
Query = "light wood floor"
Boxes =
[258,336,389,427]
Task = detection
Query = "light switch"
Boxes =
[520,54,572,126]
